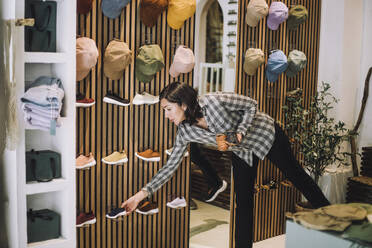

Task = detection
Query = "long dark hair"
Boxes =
[159,82,203,125]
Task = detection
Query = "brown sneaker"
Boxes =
[135,200,159,215]
[76,153,96,169]
[76,211,96,227]
[135,149,160,162]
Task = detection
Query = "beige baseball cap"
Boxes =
[243,48,265,75]
[76,37,99,81]
[104,39,132,80]
[169,45,195,77]
[246,0,269,27]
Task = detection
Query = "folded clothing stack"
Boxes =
[21,76,64,133]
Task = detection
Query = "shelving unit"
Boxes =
[2,0,76,247]
[24,52,70,63]
[25,178,69,195]
[27,238,72,248]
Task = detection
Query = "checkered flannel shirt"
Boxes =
[144,92,275,196]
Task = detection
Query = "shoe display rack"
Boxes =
[3,0,76,247]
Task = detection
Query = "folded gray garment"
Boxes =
[25,113,51,126]
[22,103,60,119]
[24,115,61,131]
[21,76,64,107]
[24,109,59,125]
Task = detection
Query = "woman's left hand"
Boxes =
[236,133,242,143]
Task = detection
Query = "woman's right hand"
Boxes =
[121,189,148,214]
[216,134,229,151]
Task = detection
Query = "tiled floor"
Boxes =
[189,199,286,248]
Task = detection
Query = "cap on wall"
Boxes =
[140,0,168,27]
[246,0,269,27]
[286,50,307,78]
[169,46,195,77]
[267,2,288,30]
[265,50,288,82]
[101,0,131,19]
[77,0,93,14]
[243,48,265,75]
[135,44,165,83]
[287,5,308,30]
[104,40,132,80]
[76,37,99,81]
[167,0,196,30]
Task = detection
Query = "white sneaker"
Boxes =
[166,197,187,209]
[132,92,159,105]
[165,147,189,157]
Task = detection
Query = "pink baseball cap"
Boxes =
[169,46,195,77]
[76,37,99,81]
[267,2,288,30]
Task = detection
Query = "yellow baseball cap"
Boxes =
[167,0,196,30]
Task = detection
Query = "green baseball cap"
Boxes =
[135,44,165,83]
[287,5,308,30]
[286,50,307,78]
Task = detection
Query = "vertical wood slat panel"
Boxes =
[233,0,321,245]
[76,1,194,247]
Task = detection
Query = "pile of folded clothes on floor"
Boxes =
[21,76,64,133]
[287,203,372,245]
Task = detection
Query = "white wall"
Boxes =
[356,1,372,149]
[318,0,372,168]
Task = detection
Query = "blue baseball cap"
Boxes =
[102,0,131,19]
[265,50,288,82]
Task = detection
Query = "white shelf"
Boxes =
[5,0,76,246]
[26,178,69,195]
[27,238,72,248]
[24,52,70,64]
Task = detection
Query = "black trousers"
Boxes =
[232,123,330,248]
[190,142,221,189]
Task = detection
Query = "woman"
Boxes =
[122,82,329,247]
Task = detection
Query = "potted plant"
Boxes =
[282,82,355,186]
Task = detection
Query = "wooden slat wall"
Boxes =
[76,1,194,247]
[232,0,322,246]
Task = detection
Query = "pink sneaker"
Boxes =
[76,153,96,169]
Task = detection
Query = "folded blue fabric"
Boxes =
[21,76,64,107]
[265,50,288,82]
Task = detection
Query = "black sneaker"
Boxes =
[205,180,227,202]
[103,91,130,106]
[106,207,127,219]
[189,198,198,210]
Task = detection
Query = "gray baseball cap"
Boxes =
[286,50,307,78]
[102,0,131,19]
